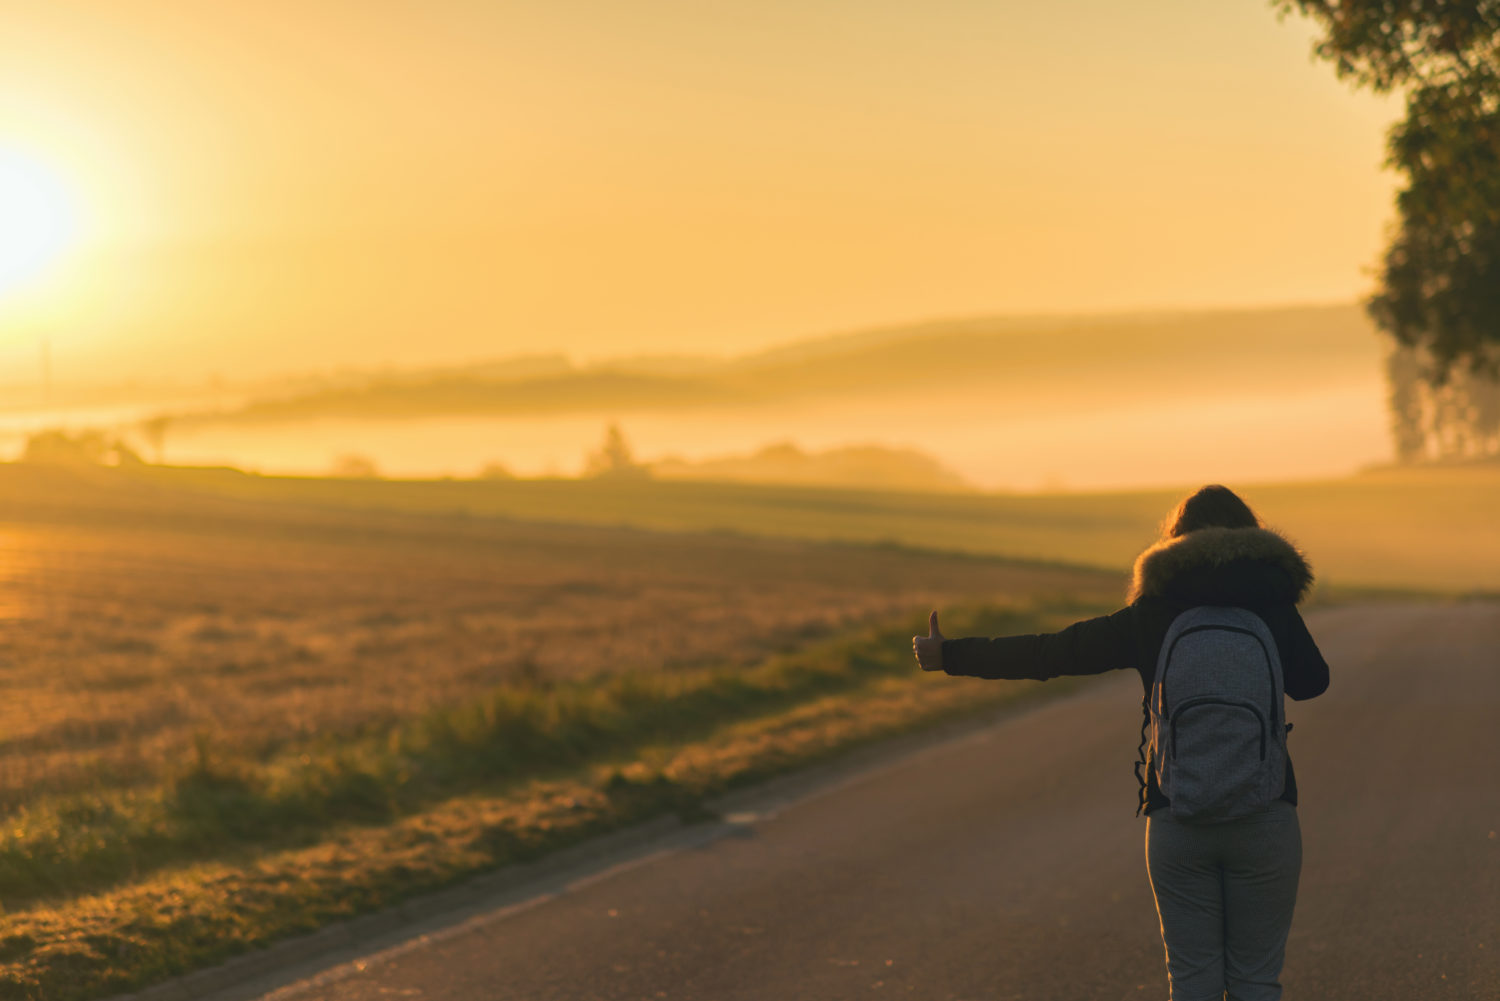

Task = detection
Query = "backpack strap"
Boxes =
[1133,690,1150,817]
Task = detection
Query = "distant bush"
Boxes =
[651,440,973,492]
[21,429,145,467]
[329,453,381,478]
[478,460,515,479]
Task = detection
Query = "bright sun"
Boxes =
[0,146,80,297]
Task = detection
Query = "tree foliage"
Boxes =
[1277,1,1500,379]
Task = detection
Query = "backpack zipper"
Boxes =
[1170,696,1268,761]
[1160,623,1279,729]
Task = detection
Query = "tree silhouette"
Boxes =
[584,423,649,479]
[140,415,171,464]
[1276,1,1500,380]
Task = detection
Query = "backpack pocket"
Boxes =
[1163,697,1271,822]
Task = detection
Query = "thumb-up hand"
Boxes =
[912,610,944,672]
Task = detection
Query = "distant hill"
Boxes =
[165,303,1384,425]
[189,369,732,423]
[719,303,1378,405]
[650,441,973,493]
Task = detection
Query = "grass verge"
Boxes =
[0,600,1107,1001]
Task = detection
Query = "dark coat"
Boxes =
[940,526,1330,814]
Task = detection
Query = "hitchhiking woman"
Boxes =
[912,484,1329,1001]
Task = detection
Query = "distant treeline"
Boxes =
[1387,344,1500,462]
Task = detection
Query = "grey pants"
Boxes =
[1145,800,1302,1001]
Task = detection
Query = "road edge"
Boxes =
[106,672,1132,1001]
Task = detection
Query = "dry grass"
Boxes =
[0,607,1086,1001]
[0,462,1119,811]
[0,462,1129,997]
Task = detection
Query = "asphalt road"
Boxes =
[262,603,1499,1001]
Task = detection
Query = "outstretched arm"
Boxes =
[932,606,1138,681]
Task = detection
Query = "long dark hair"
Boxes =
[1160,484,1259,539]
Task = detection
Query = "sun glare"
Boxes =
[0,146,80,297]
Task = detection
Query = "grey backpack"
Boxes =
[1150,606,1287,822]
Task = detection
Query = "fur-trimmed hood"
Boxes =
[1128,526,1314,606]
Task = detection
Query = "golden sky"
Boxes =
[0,0,1398,384]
